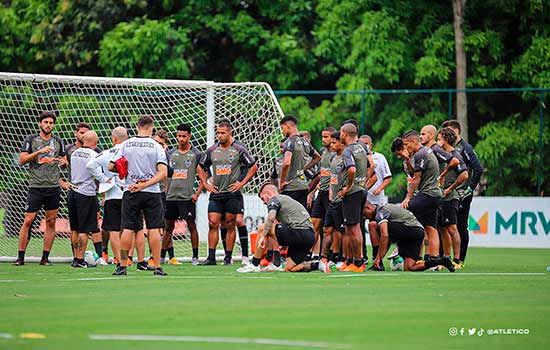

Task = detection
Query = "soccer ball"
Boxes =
[84,251,99,267]
[390,256,404,271]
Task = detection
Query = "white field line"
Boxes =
[0,333,13,338]
[89,334,350,349]
[0,280,26,283]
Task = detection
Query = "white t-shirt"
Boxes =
[112,136,168,194]
[70,147,102,197]
[87,143,125,201]
[367,152,392,205]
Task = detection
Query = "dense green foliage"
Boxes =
[0,0,548,195]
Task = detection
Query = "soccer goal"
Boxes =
[0,72,283,262]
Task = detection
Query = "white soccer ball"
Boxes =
[84,251,98,267]
[390,256,404,271]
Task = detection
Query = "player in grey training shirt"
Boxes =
[165,123,203,265]
[401,130,442,264]
[109,115,168,276]
[14,112,67,266]
[237,184,330,274]
[438,127,469,268]
[363,201,455,272]
[68,131,104,267]
[278,115,321,209]
[198,120,258,265]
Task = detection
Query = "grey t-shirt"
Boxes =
[329,154,344,203]
[412,146,442,198]
[281,135,316,191]
[267,194,313,230]
[112,136,168,194]
[166,146,202,201]
[443,149,468,201]
[21,134,66,188]
[199,140,256,196]
[70,147,100,197]
[341,142,370,195]
[375,203,423,230]
[319,147,335,192]
[270,156,284,185]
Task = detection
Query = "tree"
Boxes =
[453,0,468,140]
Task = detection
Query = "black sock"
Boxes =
[93,242,102,258]
[238,225,249,257]
[167,247,175,259]
[346,257,353,265]
[102,247,108,254]
[331,253,339,264]
[220,228,228,251]
[372,246,379,261]
[311,261,319,270]
[161,249,167,259]
[453,257,460,264]
[252,256,261,267]
[18,250,25,261]
[208,248,216,261]
[128,256,133,262]
[312,255,319,260]
[225,250,232,261]
[192,248,198,259]
[41,250,50,262]
[304,252,312,261]
[266,250,274,261]
[354,258,363,267]
[273,251,281,267]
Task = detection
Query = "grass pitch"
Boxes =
[1,247,549,350]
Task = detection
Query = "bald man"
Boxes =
[420,125,459,181]
[87,127,129,266]
[68,131,106,267]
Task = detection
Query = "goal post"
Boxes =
[0,72,283,262]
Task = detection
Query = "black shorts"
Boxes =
[342,190,366,226]
[281,189,308,210]
[208,193,244,215]
[166,200,196,221]
[324,201,344,233]
[25,187,61,213]
[388,222,424,260]
[275,224,315,264]
[102,199,122,232]
[439,199,459,227]
[408,193,441,228]
[68,191,99,233]
[311,190,329,219]
[122,192,164,231]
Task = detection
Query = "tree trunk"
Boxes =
[453,0,468,141]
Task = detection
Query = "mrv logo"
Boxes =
[470,211,550,235]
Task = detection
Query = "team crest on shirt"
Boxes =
[184,158,192,168]
[228,155,235,163]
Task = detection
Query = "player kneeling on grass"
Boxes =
[362,201,455,272]
[237,184,330,273]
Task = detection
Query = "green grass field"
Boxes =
[1,247,549,350]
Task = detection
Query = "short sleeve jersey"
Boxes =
[70,147,99,196]
[412,146,442,198]
[329,154,344,203]
[281,135,316,191]
[443,149,468,201]
[267,194,313,230]
[166,146,202,201]
[112,136,168,194]
[367,152,392,205]
[319,147,335,192]
[199,140,255,195]
[21,134,66,188]
[430,144,453,174]
[375,203,423,230]
[341,142,370,195]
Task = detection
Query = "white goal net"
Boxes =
[0,73,283,261]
